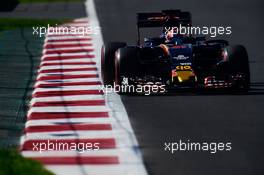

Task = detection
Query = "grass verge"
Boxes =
[0,149,54,175]
[0,18,68,31]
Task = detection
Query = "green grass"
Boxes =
[0,149,54,175]
[19,0,82,3]
[0,18,68,31]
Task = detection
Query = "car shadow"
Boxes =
[123,82,264,96]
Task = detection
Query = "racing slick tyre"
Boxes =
[101,42,126,85]
[115,47,139,94]
[225,45,250,91]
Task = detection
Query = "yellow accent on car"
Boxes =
[177,70,194,83]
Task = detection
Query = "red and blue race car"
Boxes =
[101,10,250,94]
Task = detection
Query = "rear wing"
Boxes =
[136,10,192,44]
[137,10,191,28]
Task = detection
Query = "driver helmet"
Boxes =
[165,28,183,45]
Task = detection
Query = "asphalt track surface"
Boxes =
[94,0,264,175]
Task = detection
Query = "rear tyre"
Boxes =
[225,45,250,91]
[101,42,126,85]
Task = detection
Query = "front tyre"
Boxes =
[101,42,126,86]
[115,47,139,94]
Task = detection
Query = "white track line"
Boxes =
[21,131,135,146]
[37,72,98,79]
[22,149,142,163]
[85,0,148,175]
[33,85,102,93]
[37,71,98,77]
[28,106,110,114]
[25,118,115,127]
[46,165,147,175]
[43,46,93,51]
[30,95,104,103]
[34,78,101,84]
[38,65,97,70]
[41,52,95,58]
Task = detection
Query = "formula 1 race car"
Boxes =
[101,10,250,94]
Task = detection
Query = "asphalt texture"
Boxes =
[0,28,43,148]
[94,0,264,175]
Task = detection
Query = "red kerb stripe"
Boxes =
[28,112,109,120]
[35,81,101,88]
[33,90,103,97]
[41,62,96,66]
[32,156,119,165]
[32,100,105,107]
[46,38,91,42]
[44,43,92,49]
[39,67,97,73]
